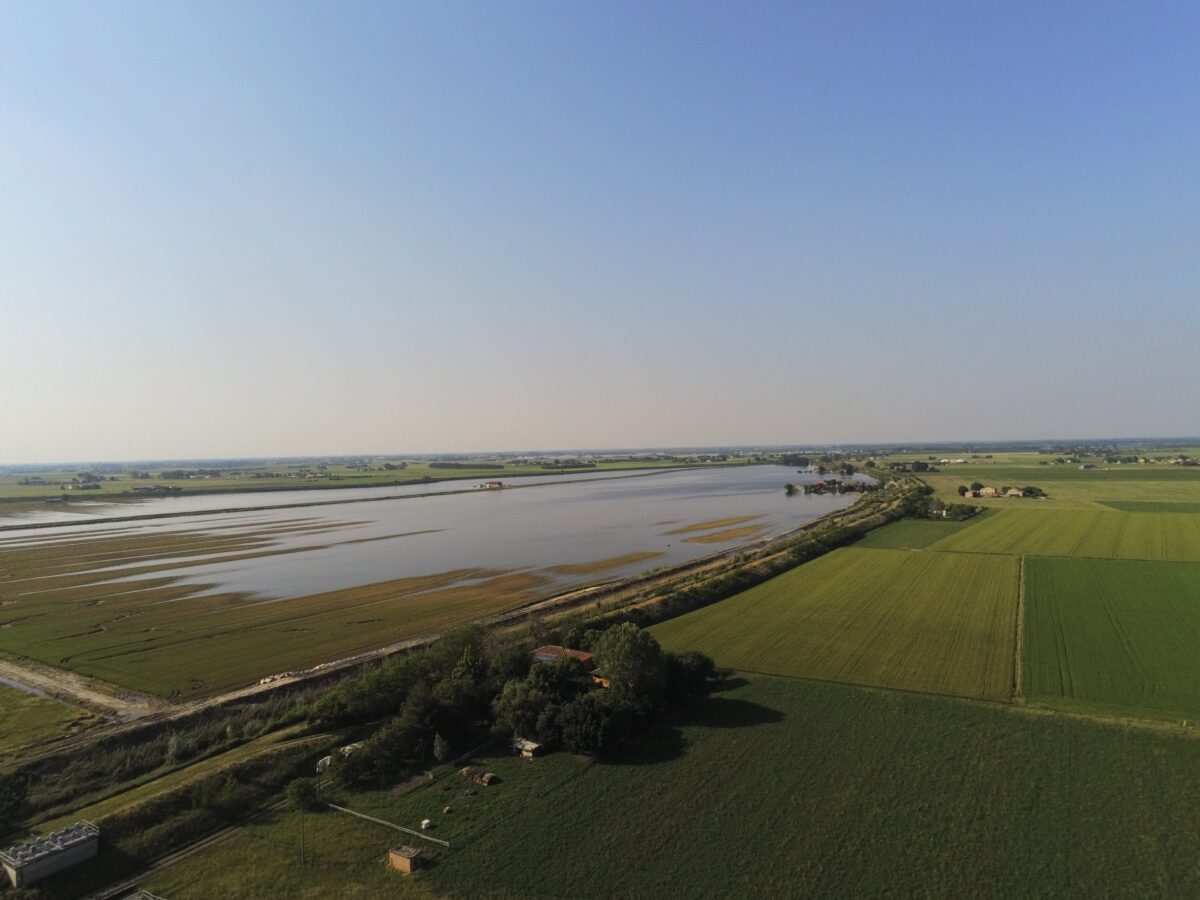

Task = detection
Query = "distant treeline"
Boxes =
[429,462,505,470]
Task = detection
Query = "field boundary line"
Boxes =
[1013,555,1026,704]
[326,802,450,847]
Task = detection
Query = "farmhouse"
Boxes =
[1006,488,1024,498]
[387,843,423,874]
[531,645,595,667]
[1,822,99,888]
[979,486,999,497]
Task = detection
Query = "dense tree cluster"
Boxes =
[314,623,716,787]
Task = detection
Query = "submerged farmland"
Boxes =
[0,466,854,698]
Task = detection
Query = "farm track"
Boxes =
[1012,555,1026,703]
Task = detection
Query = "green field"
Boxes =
[1100,501,1200,514]
[852,513,988,549]
[0,684,92,758]
[145,674,1200,899]
[918,460,1200,509]
[1024,557,1200,721]
[929,508,1200,562]
[651,547,1019,701]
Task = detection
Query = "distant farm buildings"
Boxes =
[1,822,99,888]
[474,480,505,490]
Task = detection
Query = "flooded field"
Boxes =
[0,466,858,698]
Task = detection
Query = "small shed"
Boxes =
[387,844,423,874]
[1006,487,1024,498]
[512,737,542,760]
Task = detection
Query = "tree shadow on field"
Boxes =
[607,723,687,766]
[709,674,751,694]
[608,693,784,767]
[680,695,785,730]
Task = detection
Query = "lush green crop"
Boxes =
[931,509,1200,562]
[146,675,1200,900]
[853,514,988,549]
[651,547,1019,701]
[1024,556,1200,720]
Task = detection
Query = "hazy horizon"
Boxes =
[4,2,1197,464]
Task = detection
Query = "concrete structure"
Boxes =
[1,821,99,888]
[387,843,423,874]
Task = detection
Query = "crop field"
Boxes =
[144,675,1200,899]
[1024,557,1200,720]
[929,508,1200,562]
[0,524,553,698]
[651,547,1019,701]
[1100,501,1200,514]
[852,514,988,550]
[920,463,1200,509]
[0,684,92,758]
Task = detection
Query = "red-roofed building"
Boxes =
[530,645,595,667]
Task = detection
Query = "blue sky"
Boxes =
[2,1,1197,462]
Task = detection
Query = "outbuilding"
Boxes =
[387,844,423,874]
[1,822,99,888]
[512,737,543,760]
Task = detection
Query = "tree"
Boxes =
[432,732,451,763]
[287,777,322,811]
[664,650,717,706]
[593,623,667,713]
[957,485,969,496]
[970,481,984,491]
[558,693,629,756]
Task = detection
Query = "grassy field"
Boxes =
[852,513,989,549]
[0,683,92,759]
[929,508,1200,562]
[144,674,1200,899]
[651,547,1019,701]
[1024,557,1200,721]
[917,461,1200,509]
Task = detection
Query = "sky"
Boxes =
[2,1,1197,463]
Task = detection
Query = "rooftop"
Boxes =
[531,645,594,665]
[0,822,99,868]
[389,844,422,859]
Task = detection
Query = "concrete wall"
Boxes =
[4,836,98,887]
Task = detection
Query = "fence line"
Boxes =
[325,803,450,847]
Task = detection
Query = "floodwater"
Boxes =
[0,468,667,527]
[1,466,862,601]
